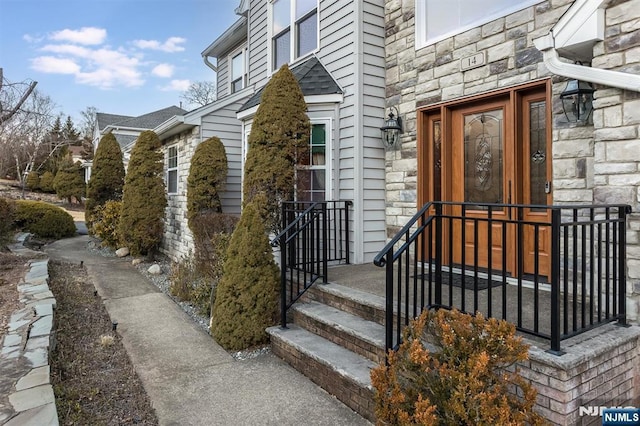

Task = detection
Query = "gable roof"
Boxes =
[96,113,133,131]
[238,56,343,112]
[110,106,187,130]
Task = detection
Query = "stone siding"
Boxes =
[161,128,200,261]
[384,0,640,321]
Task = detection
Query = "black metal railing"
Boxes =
[272,200,351,327]
[373,201,630,355]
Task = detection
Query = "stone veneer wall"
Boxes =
[161,127,200,261]
[384,0,640,322]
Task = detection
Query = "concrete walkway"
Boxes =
[45,236,371,426]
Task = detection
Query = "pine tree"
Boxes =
[186,136,227,232]
[243,64,310,232]
[62,115,80,145]
[118,130,166,256]
[39,171,55,193]
[26,172,39,191]
[53,158,85,204]
[210,196,279,350]
[85,133,125,231]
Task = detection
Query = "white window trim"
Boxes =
[296,117,332,201]
[415,0,539,50]
[267,0,320,74]
[228,45,247,94]
[166,144,178,195]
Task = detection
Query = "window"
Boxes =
[415,0,538,49]
[167,145,178,194]
[272,0,318,70]
[296,122,328,201]
[230,49,246,94]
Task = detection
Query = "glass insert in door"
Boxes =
[529,100,547,211]
[464,109,503,209]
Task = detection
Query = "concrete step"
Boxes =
[302,282,387,325]
[293,301,386,364]
[267,324,376,422]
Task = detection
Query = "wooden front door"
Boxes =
[436,85,551,277]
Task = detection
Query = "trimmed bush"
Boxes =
[39,171,55,193]
[371,309,543,425]
[26,172,40,191]
[85,132,125,232]
[0,198,16,242]
[118,130,166,256]
[186,136,228,232]
[14,200,76,239]
[210,197,279,350]
[92,200,122,249]
[53,159,85,204]
[243,64,310,232]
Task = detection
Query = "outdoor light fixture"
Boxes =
[380,106,403,148]
[560,79,595,123]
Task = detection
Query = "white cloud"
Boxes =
[23,34,44,43]
[132,37,186,53]
[152,63,174,78]
[31,56,80,74]
[41,44,91,57]
[49,27,107,45]
[161,79,190,91]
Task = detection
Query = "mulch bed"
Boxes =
[48,261,158,425]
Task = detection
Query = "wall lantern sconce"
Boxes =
[560,79,595,123]
[380,106,403,148]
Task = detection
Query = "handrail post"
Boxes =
[322,203,328,283]
[435,203,442,306]
[618,206,628,326]
[549,208,562,354]
[280,231,288,329]
[385,250,394,356]
[345,201,351,264]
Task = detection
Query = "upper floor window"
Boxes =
[230,49,246,94]
[415,0,538,49]
[272,0,318,71]
[167,145,178,194]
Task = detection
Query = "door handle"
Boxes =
[545,181,551,194]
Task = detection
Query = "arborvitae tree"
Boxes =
[53,159,85,204]
[118,130,166,256]
[186,136,227,232]
[243,64,310,232]
[85,133,125,231]
[210,195,279,350]
[26,171,39,190]
[39,171,55,193]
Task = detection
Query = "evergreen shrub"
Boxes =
[186,136,227,232]
[26,172,40,190]
[85,132,125,232]
[53,160,85,204]
[39,171,55,193]
[371,309,544,425]
[92,200,122,249]
[14,200,76,239]
[210,197,279,350]
[118,130,166,256]
[243,64,310,232]
[0,198,16,242]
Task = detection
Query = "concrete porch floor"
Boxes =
[324,262,617,351]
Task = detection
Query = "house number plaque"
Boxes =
[460,52,485,71]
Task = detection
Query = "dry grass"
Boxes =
[48,261,158,425]
[0,253,27,344]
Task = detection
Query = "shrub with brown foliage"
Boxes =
[92,200,122,249]
[371,309,544,426]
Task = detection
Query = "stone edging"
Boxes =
[0,234,59,425]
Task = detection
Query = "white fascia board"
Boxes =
[551,0,604,49]
[236,93,343,121]
[184,86,254,124]
[101,125,146,135]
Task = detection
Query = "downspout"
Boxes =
[533,35,640,92]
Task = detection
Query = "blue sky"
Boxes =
[0,0,241,124]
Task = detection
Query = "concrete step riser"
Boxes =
[292,309,386,364]
[270,333,376,423]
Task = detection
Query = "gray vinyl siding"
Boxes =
[217,55,231,99]
[243,0,386,263]
[200,98,249,215]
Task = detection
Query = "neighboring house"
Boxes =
[156,0,387,263]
